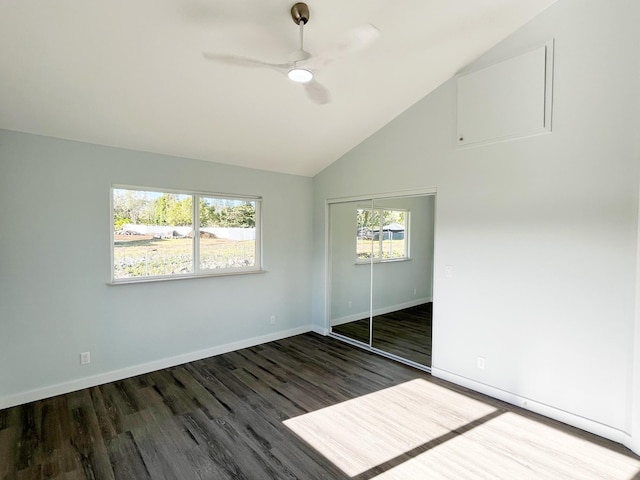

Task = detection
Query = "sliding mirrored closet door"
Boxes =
[329,193,435,369]
[370,195,434,366]
[329,200,372,345]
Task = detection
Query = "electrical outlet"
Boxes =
[445,265,454,278]
[413,288,417,296]
[270,315,276,325]
[80,352,91,365]
[348,300,352,309]
[477,356,485,370]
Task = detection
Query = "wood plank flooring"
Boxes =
[1,333,639,479]
[332,303,432,366]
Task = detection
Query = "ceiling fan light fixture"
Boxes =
[288,67,313,83]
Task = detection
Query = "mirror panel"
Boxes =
[329,200,372,345]
[371,195,435,366]
[328,193,435,368]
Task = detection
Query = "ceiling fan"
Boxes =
[202,2,380,105]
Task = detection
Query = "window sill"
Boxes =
[354,258,411,266]
[108,269,267,285]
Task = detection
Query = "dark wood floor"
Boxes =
[332,303,432,366]
[1,333,639,479]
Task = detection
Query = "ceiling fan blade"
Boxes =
[202,52,289,72]
[303,79,331,105]
[305,24,380,70]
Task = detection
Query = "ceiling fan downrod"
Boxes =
[288,3,313,82]
[291,2,310,53]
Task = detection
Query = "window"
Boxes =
[356,207,409,262]
[112,186,261,282]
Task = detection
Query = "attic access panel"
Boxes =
[456,41,554,148]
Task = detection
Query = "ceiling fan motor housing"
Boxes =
[291,3,310,25]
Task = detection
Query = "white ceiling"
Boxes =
[0,0,558,177]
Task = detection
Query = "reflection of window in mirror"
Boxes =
[356,207,409,262]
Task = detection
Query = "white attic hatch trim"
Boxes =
[456,40,554,149]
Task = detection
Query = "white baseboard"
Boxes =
[622,433,639,456]
[0,325,314,410]
[310,324,329,336]
[431,367,629,447]
[8,325,636,456]
[330,311,369,327]
[330,297,432,327]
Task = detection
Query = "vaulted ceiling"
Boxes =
[0,0,558,176]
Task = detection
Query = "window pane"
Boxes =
[356,208,378,260]
[113,189,193,279]
[199,197,256,270]
[380,209,406,259]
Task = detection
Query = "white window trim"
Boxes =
[109,185,263,284]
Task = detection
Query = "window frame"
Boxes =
[110,185,262,284]
[356,206,410,264]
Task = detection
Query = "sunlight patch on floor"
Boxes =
[283,378,497,477]
[284,379,640,479]
[371,412,640,479]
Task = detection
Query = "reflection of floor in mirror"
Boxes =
[331,302,432,366]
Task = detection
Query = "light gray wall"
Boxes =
[313,0,639,436]
[0,130,313,401]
